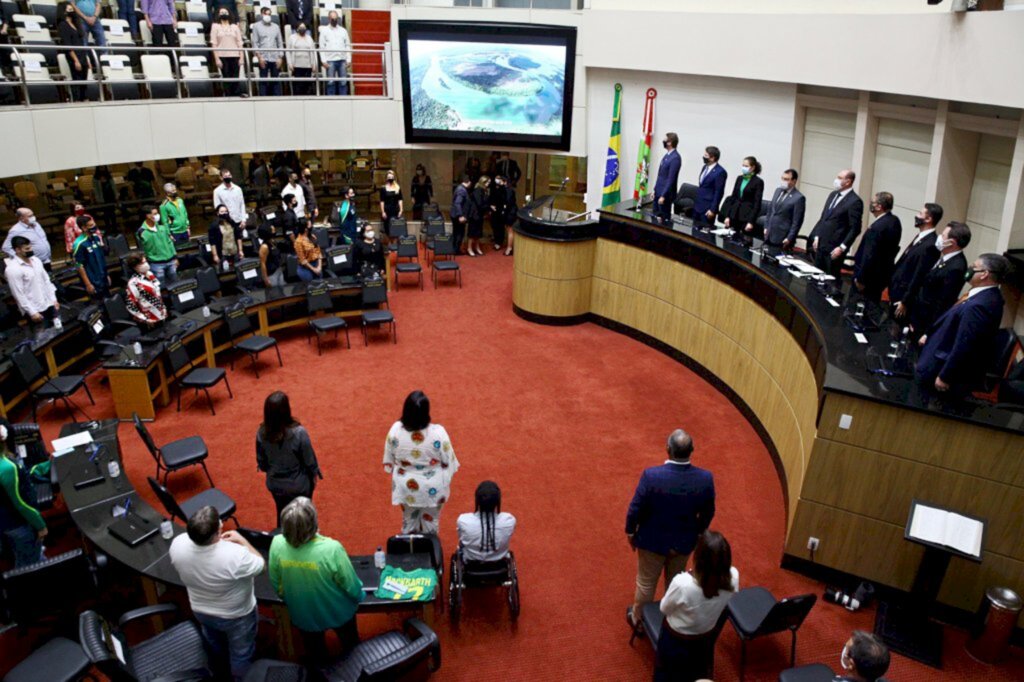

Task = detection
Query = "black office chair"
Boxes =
[237,527,279,554]
[361,280,396,345]
[235,258,262,291]
[324,244,356,277]
[672,182,699,217]
[12,346,94,423]
[431,234,461,289]
[106,233,130,259]
[284,254,300,283]
[147,476,237,526]
[448,547,519,627]
[196,266,222,299]
[727,588,817,681]
[222,304,283,377]
[79,605,211,681]
[421,216,446,266]
[321,618,440,682]
[1,549,97,631]
[102,293,143,343]
[388,533,444,613]
[629,601,728,679]
[395,235,423,290]
[306,282,349,354]
[313,226,332,249]
[167,335,232,415]
[133,411,214,487]
[166,278,206,315]
[1,637,91,682]
[387,217,409,252]
[972,329,1020,402]
[778,663,837,682]
[194,234,213,266]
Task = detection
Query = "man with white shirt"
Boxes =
[169,506,264,681]
[916,253,1008,399]
[281,173,306,221]
[907,221,970,337]
[890,203,943,320]
[319,11,351,96]
[213,170,247,225]
[6,236,58,327]
[3,209,52,269]
[808,169,863,278]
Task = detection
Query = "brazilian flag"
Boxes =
[601,84,623,208]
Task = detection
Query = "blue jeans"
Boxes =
[258,61,281,97]
[83,17,106,48]
[117,1,139,37]
[326,60,347,96]
[194,608,258,681]
[3,525,44,568]
[150,259,178,286]
[171,231,190,246]
[297,261,322,282]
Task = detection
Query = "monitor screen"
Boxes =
[398,21,577,150]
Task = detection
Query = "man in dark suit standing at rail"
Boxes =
[808,169,864,278]
[692,146,728,229]
[907,221,970,338]
[653,132,681,223]
[625,428,715,632]
[889,203,944,321]
[763,168,806,249]
[852,191,902,302]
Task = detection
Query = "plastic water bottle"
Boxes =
[374,546,386,569]
[202,305,211,318]
[132,341,143,356]
[107,459,121,478]
[53,316,63,330]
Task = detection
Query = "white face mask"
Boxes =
[741,166,752,176]
[936,234,950,250]
[364,230,375,240]
[261,14,271,23]
[151,215,160,224]
[778,181,789,190]
[833,177,844,191]
[138,263,151,274]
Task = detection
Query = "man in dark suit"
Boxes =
[907,221,970,337]
[763,168,806,248]
[625,428,715,628]
[495,151,522,188]
[916,253,1008,399]
[889,203,943,321]
[852,191,902,302]
[692,146,727,229]
[653,132,681,223]
[808,169,864,277]
[450,175,471,255]
[285,0,313,30]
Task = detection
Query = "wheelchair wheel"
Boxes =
[448,553,462,625]
[507,553,520,620]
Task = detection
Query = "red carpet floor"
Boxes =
[23,252,1024,681]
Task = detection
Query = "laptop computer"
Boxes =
[109,515,159,547]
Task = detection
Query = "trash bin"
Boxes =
[966,587,1022,664]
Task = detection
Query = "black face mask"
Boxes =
[87,227,97,234]
[914,216,925,228]
[329,19,337,26]
[169,192,177,199]
[24,250,34,258]
[703,156,711,164]
[662,141,669,149]
[223,178,232,186]
[218,213,229,220]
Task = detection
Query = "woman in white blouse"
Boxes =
[383,391,459,534]
[655,530,738,682]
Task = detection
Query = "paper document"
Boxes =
[51,430,93,452]
[110,24,124,35]
[25,21,41,32]
[909,504,983,558]
[178,290,195,303]
[266,212,276,220]
[24,61,42,73]
[185,26,199,36]
[333,254,347,264]
[854,333,868,344]
[709,228,732,236]
[92,320,105,334]
[242,268,257,279]
[825,297,839,307]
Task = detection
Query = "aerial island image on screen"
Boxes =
[407,39,566,135]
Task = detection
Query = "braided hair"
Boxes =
[474,481,501,553]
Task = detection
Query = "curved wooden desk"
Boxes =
[513,203,1024,627]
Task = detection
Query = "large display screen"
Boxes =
[398,21,577,150]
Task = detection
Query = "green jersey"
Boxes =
[268,534,364,632]
[373,566,437,601]
[136,222,177,262]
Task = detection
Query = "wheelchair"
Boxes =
[448,545,520,625]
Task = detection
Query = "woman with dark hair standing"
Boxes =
[410,164,433,221]
[466,176,490,257]
[457,481,516,563]
[383,391,459,534]
[58,3,90,102]
[655,530,739,682]
[379,171,403,240]
[257,391,322,520]
[722,155,764,238]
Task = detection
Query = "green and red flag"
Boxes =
[633,87,657,201]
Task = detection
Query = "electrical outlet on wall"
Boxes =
[807,537,820,551]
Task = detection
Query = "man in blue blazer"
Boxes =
[763,168,806,248]
[625,428,715,628]
[916,253,1009,399]
[653,132,681,223]
[692,146,728,229]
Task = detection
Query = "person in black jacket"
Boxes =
[852,192,902,302]
[410,164,433,220]
[808,169,864,277]
[907,221,970,337]
[257,391,322,519]
[355,226,385,279]
[467,176,490,257]
[450,175,472,256]
[722,156,764,237]
[502,178,518,256]
[208,205,244,271]
[890,203,943,321]
[284,0,313,30]
[489,175,509,252]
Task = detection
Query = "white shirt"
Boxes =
[282,183,306,218]
[6,255,56,316]
[213,184,247,224]
[318,24,350,63]
[660,566,740,635]
[169,535,265,618]
[967,284,998,299]
[457,511,516,562]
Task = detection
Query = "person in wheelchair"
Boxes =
[456,480,516,564]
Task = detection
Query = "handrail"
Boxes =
[0,42,389,106]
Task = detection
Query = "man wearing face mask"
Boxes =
[141,0,177,48]
[210,9,243,97]
[851,191,901,302]
[917,253,1009,399]
[288,23,316,96]
[280,194,300,251]
[124,252,168,326]
[7,236,59,328]
[214,170,247,224]
[160,183,191,246]
[137,205,179,286]
[835,631,890,682]
[72,215,110,298]
[692,146,727,229]
[282,173,307,222]
[808,169,863,278]
[4,208,52,270]
[652,132,681,223]
[889,203,943,320]
[907,221,970,338]
[253,6,284,97]
[319,11,350,96]
[299,168,318,220]
[336,187,359,244]
[763,168,805,249]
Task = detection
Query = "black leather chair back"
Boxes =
[78,610,117,666]
[433,233,455,257]
[132,412,161,461]
[106,233,130,258]
[313,226,331,249]
[388,217,409,239]
[166,335,192,376]
[2,549,94,627]
[103,293,133,326]
[235,258,261,288]
[758,594,816,636]
[167,278,205,314]
[196,266,221,297]
[223,304,254,339]
[325,245,355,276]
[387,534,443,573]
[307,282,333,315]
[397,235,418,259]
[362,279,388,307]
[147,476,187,521]
[11,348,46,388]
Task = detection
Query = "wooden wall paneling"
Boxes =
[942,553,1024,628]
[514,234,596,281]
[512,272,593,317]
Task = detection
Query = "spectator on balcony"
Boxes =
[58,4,90,102]
[211,10,244,97]
[72,0,106,49]
[319,11,350,96]
[142,0,177,48]
[288,23,316,96]
[253,6,283,97]
[285,0,313,32]
[114,0,139,40]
